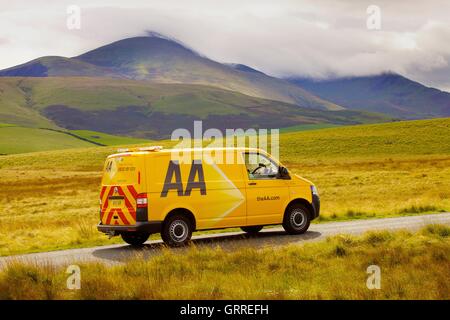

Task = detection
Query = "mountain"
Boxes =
[3,34,449,120]
[0,56,119,78]
[0,35,342,111]
[288,73,450,119]
[225,63,265,74]
[0,77,390,139]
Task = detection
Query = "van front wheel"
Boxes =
[121,232,150,246]
[283,204,310,235]
[161,214,193,247]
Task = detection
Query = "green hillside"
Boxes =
[280,117,450,162]
[0,126,149,154]
[69,130,149,146]
[280,123,341,133]
[0,117,446,172]
[0,79,56,128]
[0,77,391,139]
[0,126,94,154]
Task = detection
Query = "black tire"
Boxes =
[121,232,150,246]
[282,203,311,235]
[161,214,193,247]
[241,225,263,234]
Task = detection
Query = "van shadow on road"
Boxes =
[92,229,322,264]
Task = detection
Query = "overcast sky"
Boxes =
[1,0,450,91]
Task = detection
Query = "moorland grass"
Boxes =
[0,118,449,255]
[0,226,448,299]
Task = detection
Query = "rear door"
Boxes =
[100,153,146,226]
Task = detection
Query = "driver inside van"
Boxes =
[244,152,279,179]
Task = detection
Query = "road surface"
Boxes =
[1,213,449,268]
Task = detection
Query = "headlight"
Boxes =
[311,185,319,196]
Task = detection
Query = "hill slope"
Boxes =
[0,126,95,154]
[280,117,450,162]
[0,125,149,154]
[0,77,390,139]
[0,35,342,111]
[0,56,120,78]
[289,73,450,119]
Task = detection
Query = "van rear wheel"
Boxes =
[121,232,150,246]
[241,226,263,234]
[161,214,193,247]
[282,204,311,235]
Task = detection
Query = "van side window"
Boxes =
[244,152,279,179]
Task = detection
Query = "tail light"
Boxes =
[136,193,148,208]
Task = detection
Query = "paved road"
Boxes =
[1,213,449,268]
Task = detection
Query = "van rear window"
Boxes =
[102,156,140,185]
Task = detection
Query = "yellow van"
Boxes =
[97,146,320,246]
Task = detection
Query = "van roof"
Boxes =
[108,146,265,158]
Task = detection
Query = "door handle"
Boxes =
[248,182,257,185]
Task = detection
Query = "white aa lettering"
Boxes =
[366,265,381,289]
[67,5,81,30]
[66,265,81,290]
[366,5,381,30]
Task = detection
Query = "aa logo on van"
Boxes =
[105,159,118,180]
[161,160,206,197]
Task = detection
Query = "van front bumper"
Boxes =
[312,194,320,219]
[97,221,162,235]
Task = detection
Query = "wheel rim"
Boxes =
[169,220,189,242]
[290,209,306,229]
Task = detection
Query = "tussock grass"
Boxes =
[0,227,448,300]
[422,224,450,238]
[399,205,441,214]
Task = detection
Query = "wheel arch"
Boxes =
[163,208,197,230]
[285,198,314,220]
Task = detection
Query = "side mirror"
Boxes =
[279,166,290,178]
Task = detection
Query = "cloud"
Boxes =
[0,0,449,90]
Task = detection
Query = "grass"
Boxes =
[152,92,248,117]
[279,118,450,159]
[68,130,149,146]
[0,226,448,299]
[280,123,341,133]
[0,126,150,154]
[0,118,449,256]
[0,126,94,154]
[0,123,16,128]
